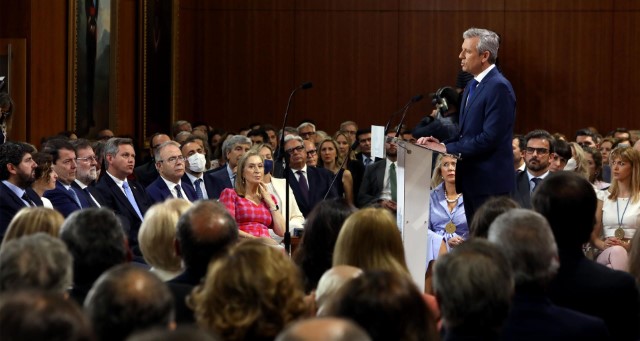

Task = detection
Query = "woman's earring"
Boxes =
[242,178,246,184]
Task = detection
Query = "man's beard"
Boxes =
[16,171,35,188]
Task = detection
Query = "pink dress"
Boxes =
[219,188,274,238]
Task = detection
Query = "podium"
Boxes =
[395,140,436,292]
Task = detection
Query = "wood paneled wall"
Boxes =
[176,0,640,138]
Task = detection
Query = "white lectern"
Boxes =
[396,140,436,292]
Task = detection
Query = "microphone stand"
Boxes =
[395,94,423,137]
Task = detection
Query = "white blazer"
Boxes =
[268,177,305,242]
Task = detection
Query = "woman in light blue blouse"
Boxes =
[427,154,468,264]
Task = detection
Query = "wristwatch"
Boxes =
[270,204,279,211]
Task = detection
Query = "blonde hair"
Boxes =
[607,146,640,203]
[430,154,458,189]
[138,199,192,272]
[189,240,307,341]
[317,138,343,170]
[1,207,64,247]
[234,150,264,197]
[333,208,409,276]
[569,142,589,180]
[333,131,356,162]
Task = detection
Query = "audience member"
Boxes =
[85,264,175,341]
[613,127,633,147]
[189,240,307,341]
[277,318,370,341]
[208,135,251,198]
[469,196,519,238]
[314,265,363,316]
[181,136,215,199]
[583,146,609,190]
[0,290,94,341]
[358,131,399,212]
[339,120,358,143]
[434,239,514,340]
[488,209,609,339]
[138,199,192,281]
[298,122,317,141]
[565,142,590,179]
[412,86,460,143]
[172,120,192,139]
[71,139,104,206]
[575,128,597,148]
[324,270,438,341]
[134,133,171,188]
[549,138,571,172]
[247,128,269,145]
[510,129,553,208]
[294,198,355,292]
[533,171,640,340]
[30,151,57,208]
[334,131,365,205]
[97,128,115,140]
[354,128,381,167]
[0,92,14,144]
[0,142,42,237]
[512,134,525,172]
[146,141,197,203]
[60,208,129,305]
[0,233,72,294]
[126,326,220,341]
[303,139,318,167]
[600,137,615,182]
[263,124,279,150]
[317,138,354,205]
[1,206,64,247]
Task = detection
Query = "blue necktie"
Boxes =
[122,182,143,220]
[67,187,82,208]
[21,192,34,207]
[194,179,204,200]
[296,170,310,203]
[174,184,184,199]
[531,177,542,193]
[466,79,479,107]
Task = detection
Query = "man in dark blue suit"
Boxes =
[418,28,516,223]
[510,130,553,209]
[533,172,640,340]
[0,142,42,237]
[145,141,197,203]
[283,135,338,217]
[358,131,399,213]
[488,209,609,339]
[43,139,92,217]
[180,136,215,200]
[207,135,251,199]
[95,138,152,253]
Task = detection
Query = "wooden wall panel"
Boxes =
[506,12,614,136]
[505,0,612,11]
[0,0,29,38]
[611,11,640,133]
[113,0,138,137]
[400,0,504,11]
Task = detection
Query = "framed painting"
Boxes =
[67,0,117,138]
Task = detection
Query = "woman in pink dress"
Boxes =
[219,150,285,239]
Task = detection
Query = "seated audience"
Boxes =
[488,209,609,339]
[0,290,94,341]
[1,206,64,247]
[469,196,519,238]
[138,199,192,281]
[548,138,571,172]
[85,264,175,341]
[324,270,438,341]
[583,146,609,190]
[317,138,354,205]
[146,141,197,203]
[565,142,590,179]
[276,317,371,341]
[533,171,640,340]
[294,198,355,293]
[219,150,285,239]
[314,265,363,316]
[188,240,307,341]
[510,129,553,209]
[434,239,514,340]
[334,131,365,205]
[0,233,72,294]
[127,326,221,341]
[208,135,252,198]
[30,151,57,208]
[600,137,615,182]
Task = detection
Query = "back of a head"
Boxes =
[0,233,73,294]
[433,239,513,330]
[60,208,128,286]
[2,207,65,246]
[126,326,221,341]
[276,317,371,341]
[0,290,94,341]
[469,196,519,238]
[488,209,559,286]
[531,171,596,249]
[176,201,239,277]
[315,265,363,315]
[324,270,436,341]
[85,264,174,341]
[333,208,408,275]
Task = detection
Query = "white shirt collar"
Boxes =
[475,64,496,84]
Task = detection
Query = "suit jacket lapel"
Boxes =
[105,176,140,219]
[375,161,385,194]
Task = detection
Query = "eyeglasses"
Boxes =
[285,145,305,155]
[158,155,185,164]
[299,131,316,138]
[306,149,317,156]
[525,147,549,155]
[76,156,97,163]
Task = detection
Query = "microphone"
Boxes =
[277,81,314,162]
[323,140,359,200]
[384,94,423,134]
[394,94,423,137]
[300,82,313,90]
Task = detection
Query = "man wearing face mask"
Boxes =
[181,136,215,200]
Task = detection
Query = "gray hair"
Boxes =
[103,137,134,159]
[433,239,513,329]
[154,140,181,162]
[284,134,304,145]
[221,135,251,161]
[488,209,559,285]
[297,122,316,132]
[0,233,73,294]
[463,28,499,64]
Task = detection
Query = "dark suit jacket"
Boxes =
[355,152,382,167]
[209,166,233,199]
[510,171,534,209]
[133,160,159,189]
[548,249,640,340]
[71,181,103,207]
[44,181,92,217]
[502,288,609,340]
[286,166,338,217]
[181,173,215,199]
[146,176,198,203]
[0,182,43,237]
[94,173,151,247]
[357,158,386,207]
[445,67,516,196]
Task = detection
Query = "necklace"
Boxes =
[615,196,631,239]
[444,185,462,203]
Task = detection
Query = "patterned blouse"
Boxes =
[219,188,274,238]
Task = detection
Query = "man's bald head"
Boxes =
[276,317,371,341]
[315,265,363,314]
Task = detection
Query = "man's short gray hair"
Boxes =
[463,28,499,64]
[284,134,304,145]
[488,209,559,285]
[0,233,73,294]
[154,140,181,162]
[221,135,251,161]
[297,122,316,132]
[103,137,134,159]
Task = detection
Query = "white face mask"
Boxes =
[187,153,207,173]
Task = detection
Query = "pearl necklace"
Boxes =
[444,186,462,203]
